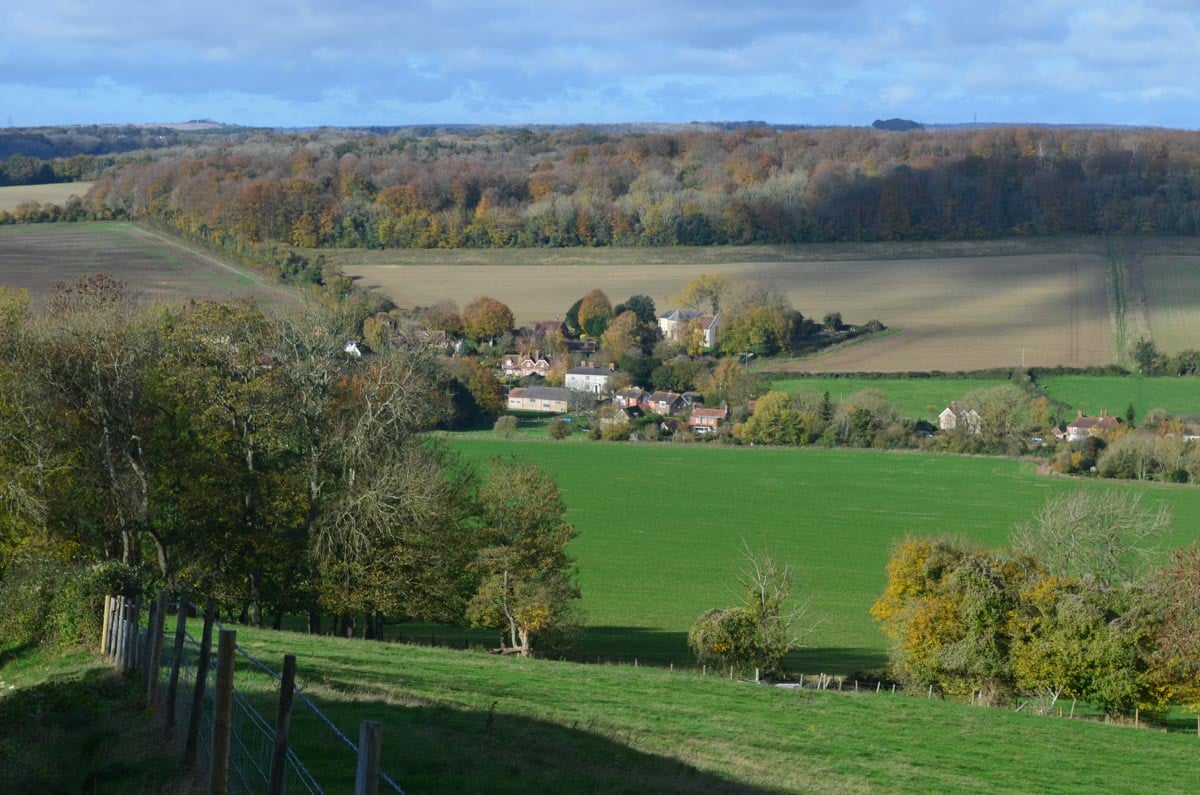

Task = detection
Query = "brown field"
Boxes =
[0,223,293,306]
[0,182,94,211]
[1143,255,1200,354]
[333,241,1115,372]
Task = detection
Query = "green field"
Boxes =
[445,440,1200,673]
[1039,375,1200,419]
[770,376,1009,421]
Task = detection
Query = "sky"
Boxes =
[2,1,1198,129]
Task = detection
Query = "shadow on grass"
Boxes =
[282,692,779,795]
[0,666,188,794]
[0,640,39,670]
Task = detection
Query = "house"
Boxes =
[614,388,648,409]
[938,402,981,435]
[1066,410,1121,442]
[507,386,570,414]
[658,309,721,348]
[503,352,554,378]
[565,362,615,394]
[689,406,728,433]
[565,339,599,354]
[645,390,686,415]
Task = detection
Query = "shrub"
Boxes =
[493,415,518,438]
[547,418,572,439]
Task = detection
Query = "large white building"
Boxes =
[564,365,614,394]
[658,309,720,348]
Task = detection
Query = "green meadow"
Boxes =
[445,440,1200,673]
[770,376,1007,421]
[1038,375,1200,419]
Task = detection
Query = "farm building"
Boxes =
[938,402,981,435]
[507,386,570,414]
[658,309,721,348]
[565,363,615,393]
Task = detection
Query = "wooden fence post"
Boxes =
[354,720,382,795]
[126,595,142,674]
[145,590,167,710]
[184,599,216,768]
[267,654,297,795]
[209,629,237,795]
[142,596,158,694]
[164,594,189,738]
[113,596,126,670]
[100,595,113,655]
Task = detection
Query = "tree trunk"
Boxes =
[364,611,375,640]
[374,611,385,641]
[249,568,264,628]
[308,609,322,635]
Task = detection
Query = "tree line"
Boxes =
[0,280,579,657]
[49,125,1200,258]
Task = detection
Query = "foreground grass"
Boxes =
[441,441,1200,673]
[208,624,1200,794]
[0,641,192,794]
[1039,375,1200,419]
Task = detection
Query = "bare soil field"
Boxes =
[1142,255,1200,354]
[0,223,292,306]
[334,241,1115,372]
[0,182,94,211]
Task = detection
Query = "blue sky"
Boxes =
[2,1,1198,128]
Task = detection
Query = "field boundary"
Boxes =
[131,224,296,300]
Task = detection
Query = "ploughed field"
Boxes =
[0,181,94,211]
[446,440,1200,673]
[332,239,1115,372]
[0,222,291,305]
[1144,255,1200,354]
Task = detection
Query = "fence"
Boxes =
[99,592,408,794]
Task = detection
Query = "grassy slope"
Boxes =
[212,624,1200,794]
[1040,375,1200,419]
[0,642,192,793]
[770,376,1007,421]
[444,440,1200,673]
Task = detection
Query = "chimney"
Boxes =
[1101,409,1108,418]
[609,361,616,371]
[1077,409,1084,418]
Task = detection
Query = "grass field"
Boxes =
[333,239,1115,372]
[442,440,1200,673]
[0,222,292,306]
[0,182,94,211]
[1039,375,1200,419]
[770,376,1009,421]
[130,622,1200,793]
[1143,255,1200,354]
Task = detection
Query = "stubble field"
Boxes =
[333,240,1114,372]
[0,222,292,305]
[0,182,94,211]
[1143,255,1200,354]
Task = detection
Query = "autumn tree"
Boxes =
[577,288,614,337]
[462,296,514,345]
[676,273,731,315]
[421,300,463,335]
[467,457,581,656]
[736,391,804,445]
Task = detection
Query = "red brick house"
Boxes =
[689,407,728,433]
[645,390,686,415]
[503,352,554,378]
[1066,410,1121,442]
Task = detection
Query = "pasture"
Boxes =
[0,222,292,305]
[1039,374,1200,419]
[770,376,1009,421]
[0,182,93,211]
[445,440,1200,672]
[1143,255,1200,354]
[334,239,1115,372]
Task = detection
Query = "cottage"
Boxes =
[1066,410,1121,442]
[645,390,686,415]
[343,340,371,358]
[565,363,615,394]
[503,352,554,378]
[506,386,571,414]
[657,309,721,348]
[614,388,648,409]
[938,402,982,435]
[689,406,728,433]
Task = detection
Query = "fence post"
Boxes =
[110,596,123,657]
[113,596,126,670]
[126,595,143,674]
[164,594,189,738]
[100,595,113,655]
[184,598,216,768]
[354,720,382,795]
[142,596,158,694]
[145,590,167,711]
[267,654,297,795]
[209,629,236,795]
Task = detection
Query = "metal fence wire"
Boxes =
[157,602,404,795]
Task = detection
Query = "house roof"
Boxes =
[616,388,647,399]
[659,308,702,322]
[566,366,612,376]
[510,386,571,401]
[691,407,728,419]
[1067,412,1120,431]
[698,314,719,330]
[648,390,683,404]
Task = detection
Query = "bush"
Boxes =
[0,555,137,649]
[493,415,518,438]
[547,418,572,439]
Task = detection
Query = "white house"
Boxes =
[658,309,720,348]
[939,402,981,434]
[564,364,614,394]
